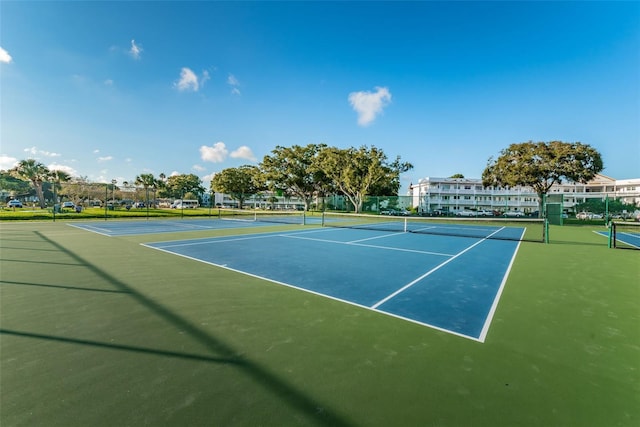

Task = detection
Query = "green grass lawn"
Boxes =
[1,220,638,426]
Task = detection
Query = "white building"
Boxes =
[409,174,640,215]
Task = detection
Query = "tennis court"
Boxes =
[68,217,297,236]
[2,219,638,427]
[594,222,640,249]
[142,225,523,341]
[611,222,640,249]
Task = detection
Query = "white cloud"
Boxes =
[202,172,216,184]
[0,155,18,170]
[48,163,78,177]
[348,86,392,126]
[0,47,12,64]
[227,74,239,86]
[24,146,61,157]
[129,39,143,60]
[97,156,113,162]
[200,142,229,163]
[230,146,257,162]
[175,67,199,92]
[227,73,241,95]
[192,164,206,172]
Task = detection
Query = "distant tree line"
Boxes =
[212,144,413,212]
[3,141,604,215]
[1,159,205,208]
[1,144,413,213]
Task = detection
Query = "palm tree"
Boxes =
[134,173,158,208]
[50,169,71,206]
[10,159,50,208]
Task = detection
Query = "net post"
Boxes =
[302,211,306,225]
[609,222,615,249]
[544,218,549,243]
[404,217,408,232]
[321,211,326,227]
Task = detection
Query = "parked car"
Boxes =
[476,210,493,217]
[7,200,23,208]
[62,201,75,208]
[504,211,525,218]
[456,210,476,217]
[576,212,602,220]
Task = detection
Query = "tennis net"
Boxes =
[610,221,640,250]
[321,211,547,242]
[218,208,306,225]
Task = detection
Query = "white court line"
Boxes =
[146,227,337,248]
[67,223,114,236]
[151,233,281,248]
[348,232,403,243]
[142,241,481,342]
[281,233,454,257]
[477,228,526,342]
[370,227,506,309]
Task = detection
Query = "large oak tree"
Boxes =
[261,143,330,211]
[482,141,604,213]
[211,165,266,209]
[314,145,413,213]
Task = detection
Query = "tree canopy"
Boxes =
[9,159,71,208]
[260,143,330,211]
[0,171,33,200]
[161,174,204,199]
[315,145,413,213]
[482,141,604,209]
[211,165,266,208]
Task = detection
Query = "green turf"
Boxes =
[1,220,638,426]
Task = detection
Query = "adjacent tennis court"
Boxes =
[68,217,289,236]
[611,222,640,249]
[141,224,522,341]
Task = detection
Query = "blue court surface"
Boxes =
[142,227,522,342]
[597,228,640,249]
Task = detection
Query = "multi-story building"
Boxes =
[409,174,640,215]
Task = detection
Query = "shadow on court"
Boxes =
[1,231,355,427]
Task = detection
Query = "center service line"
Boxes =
[370,227,505,309]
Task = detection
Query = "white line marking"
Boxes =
[348,232,402,243]
[371,227,506,309]
[477,228,526,343]
[140,242,483,342]
[281,234,453,257]
[66,223,113,236]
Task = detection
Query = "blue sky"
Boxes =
[1,1,639,193]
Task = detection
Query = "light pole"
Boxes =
[111,179,117,210]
